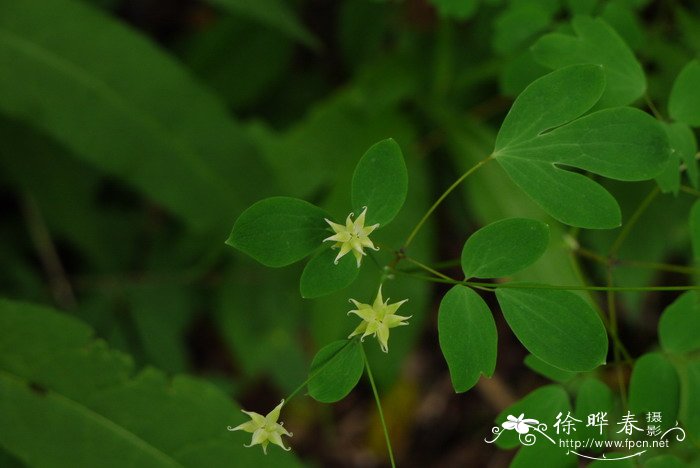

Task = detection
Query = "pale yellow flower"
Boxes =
[228,400,292,454]
[323,207,379,267]
[348,285,410,353]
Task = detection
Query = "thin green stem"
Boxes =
[644,93,664,121]
[576,246,700,276]
[403,256,455,282]
[608,186,660,258]
[361,344,396,468]
[607,269,628,409]
[403,154,493,249]
[681,185,700,197]
[284,340,354,403]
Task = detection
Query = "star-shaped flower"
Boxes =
[228,400,292,454]
[347,285,410,353]
[323,207,379,267]
[502,413,539,434]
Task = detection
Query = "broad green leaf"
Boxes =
[0,0,266,233]
[494,385,570,448]
[429,0,479,20]
[524,354,577,383]
[659,291,700,354]
[227,197,329,268]
[351,138,408,226]
[629,353,680,429]
[575,378,614,446]
[644,456,687,468]
[438,286,497,393]
[495,65,670,228]
[600,3,645,51]
[307,341,364,403]
[0,299,302,467]
[496,287,608,371]
[680,359,700,439]
[300,248,359,298]
[531,16,646,107]
[492,3,554,55]
[655,122,699,194]
[669,60,700,126]
[461,218,549,279]
[206,0,319,49]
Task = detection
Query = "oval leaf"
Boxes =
[300,248,359,298]
[461,218,549,279]
[227,197,329,267]
[629,353,680,428]
[351,138,408,226]
[307,340,364,403]
[669,60,700,127]
[438,286,497,393]
[496,287,608,371]
[659,291,700,354]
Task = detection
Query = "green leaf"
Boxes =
[429,0,479,20]
[496,287,608,371]
[300,248,359,298]
[227,197,329,268]
[0,0,266,233]
[575,378,614,445]
[531,16,646,107]
[628,353,680,428]
[692,200,700,261]
[438,286,497,393]
[659,291,700,354]
[461,218,549,279]
[524,354,577,383]
[206,0,319,49]
[0,299,302,467]
[351,138,408,227]
[307,341,364,403]
[669,60,700,127]
[495,65,670,228]
[493,3,554,55]
[655,122,699,194]
[494,385,570,448]
[644,455,687,468]
[679,359,700,440]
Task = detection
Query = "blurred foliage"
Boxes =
[1,0,700,466]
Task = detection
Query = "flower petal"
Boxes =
[266,400,285,424]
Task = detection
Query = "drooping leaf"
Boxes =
[495,287,608,371]
[206,0,319,49]
[494,385,570,449]
[429,0,479,20]
[524,354,577,383]
[300,248,359,298]
[628,353,680,429]
[659,291,700,354]
[0,299,302,467]
[227,197,329,268]
[531,16,646,107]
[351,138,408,227]
[438,286,497,393]
[494,65,670,228]
[307,340,364,403]
[655,122,699,194]
[669,60,700,126]
[0,0,267,233]
[461,218,549,279]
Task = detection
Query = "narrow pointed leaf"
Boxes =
[461,218,549,279]
[307,341,364,403]
[300,248,359,298]
[351,138,408,226]
[227,197,329,267]
[438,286,497,393]
[496,287,608,371]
